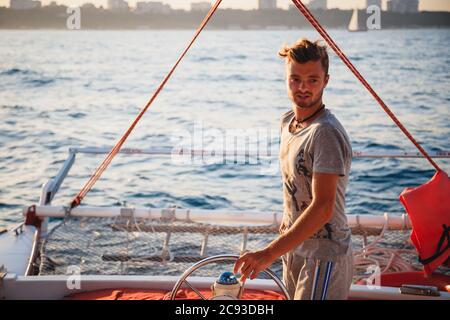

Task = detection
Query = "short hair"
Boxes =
[278,39,329,75]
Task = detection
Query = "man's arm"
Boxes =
[234,172,339,281]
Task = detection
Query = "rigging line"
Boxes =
[291,0,441,172]
[70,0,223,209]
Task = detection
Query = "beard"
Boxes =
[293,89,324,109]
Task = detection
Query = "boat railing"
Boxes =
[42,146,450,213]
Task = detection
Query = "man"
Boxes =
[234,39,353,300]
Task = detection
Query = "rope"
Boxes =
[290,0,441,172]
[70,0,223,209]
[353,215,417,282]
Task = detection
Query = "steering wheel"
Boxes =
[169,254,291,300]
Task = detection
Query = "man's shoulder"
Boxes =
[314,111,348,135]
[311,112,351,147]
[312,121,340,134]
[280,109,294,126]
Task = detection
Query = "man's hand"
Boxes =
[279,220,288,234]
[233,248,277,282]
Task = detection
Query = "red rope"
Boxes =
[291,0,441,172]
[70,0,223,209]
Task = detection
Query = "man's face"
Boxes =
[286,59,329,109]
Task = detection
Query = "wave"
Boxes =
[1,68,69,87]
[0,104,34,112]
[363,142,402,150]
[186,74,259,82]
[25,78,55,87]
[226,54,247,60]
[0,68,37,76]
[0,203,19,209]
[193,56,218,62]
[348,56,364,61]
[180,194,231,209]
[68,112,87,119]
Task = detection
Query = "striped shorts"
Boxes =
[282,248,353,300]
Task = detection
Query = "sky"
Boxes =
[1,0,450,11]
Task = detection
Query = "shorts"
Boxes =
[282,247,353,300]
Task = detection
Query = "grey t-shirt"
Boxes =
[279,108,352,260]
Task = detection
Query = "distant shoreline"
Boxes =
[1,26,449,31]
[1,7,449,30]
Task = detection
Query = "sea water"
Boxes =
[0,29,449,227]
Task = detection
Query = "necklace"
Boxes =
[295,105,325,128]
